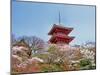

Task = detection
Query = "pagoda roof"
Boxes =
[48,24,73,35]
[49,35,75,44]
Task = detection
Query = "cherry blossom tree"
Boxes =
[17,36,45,54]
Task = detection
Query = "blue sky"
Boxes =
[12,1,96,45]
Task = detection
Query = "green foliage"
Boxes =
[89,65,96,69]
[79,59,91,67]
[40,63,62,72]
[32,54,48,59]
[48,44,58,53]
[79,59,96,70]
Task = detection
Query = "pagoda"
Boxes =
[48,24,74,44]
[48,12,75,45]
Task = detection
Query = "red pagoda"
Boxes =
[48,24,75,44]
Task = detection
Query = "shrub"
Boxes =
[39,63,62,72]
[79,59,96,70]
[79,59,91,67]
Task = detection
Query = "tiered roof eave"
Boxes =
[49,36,75,44]
[48,24,73,35]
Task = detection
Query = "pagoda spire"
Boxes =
[59,11,61,25]
[48,11,75,44]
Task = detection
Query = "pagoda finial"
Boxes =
[59,11,61,25]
